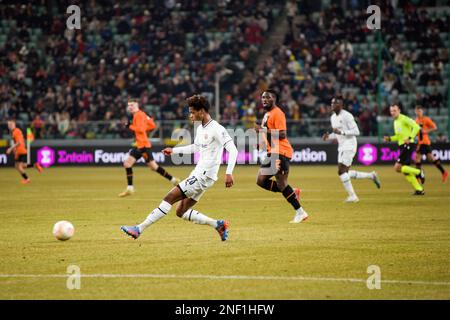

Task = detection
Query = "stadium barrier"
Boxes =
[1,143,450,167]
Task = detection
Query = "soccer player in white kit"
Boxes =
[322,96,381,203]
[121,95,238,241]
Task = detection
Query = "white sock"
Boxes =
[181,209,217,228]
[349,170,373,179]
[127,185,134,191]
[138,201,172,232]
[340,173,356,197]
[295,207,306,215]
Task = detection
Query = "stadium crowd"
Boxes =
[0,0,448,139]
[0,0,278,138]
[227,0,449,136]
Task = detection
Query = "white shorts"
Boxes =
[178,170,215,201]
[338,149,356,167]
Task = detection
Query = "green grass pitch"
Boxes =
[0,165,449,299]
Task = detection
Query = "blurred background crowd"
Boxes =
[0,0,448,140]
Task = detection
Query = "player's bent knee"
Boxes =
[256,177,265,187]
[123,161,132,168]
[276,181,287,191]
[175,207,185,217]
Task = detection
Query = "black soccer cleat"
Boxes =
[416,169,425,185]
[412,190,425,196]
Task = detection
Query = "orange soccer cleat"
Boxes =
[34,162,43,173]
[443,171,448,183]
[21,179,31,184]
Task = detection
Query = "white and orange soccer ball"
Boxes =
[52,221,75,241]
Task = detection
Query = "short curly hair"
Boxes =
[186,94,210,112]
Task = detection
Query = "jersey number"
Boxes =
[186,176,198,185]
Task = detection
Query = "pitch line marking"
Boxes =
[0,274,450,286]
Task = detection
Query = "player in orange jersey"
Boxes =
[119,99,180,197]
[414,105,447,183]
[254,90,309,223]
[6,119,43,184]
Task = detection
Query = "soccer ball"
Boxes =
[53,221,75,241]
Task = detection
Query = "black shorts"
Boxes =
[260,153,290,175]
[417,144,432,155]
[15,154,27,163]
[129,147,154,163]
[396,144,415,165]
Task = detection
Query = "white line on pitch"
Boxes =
[0,274,449,286]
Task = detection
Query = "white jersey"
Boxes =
[193,119,233,181]
[330,110,360,151]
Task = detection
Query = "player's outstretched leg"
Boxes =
[33,162,43,173]
[429,158,447,183]
[177,199,229,241]
[442,169,449,183]
[348,170,381,189]
[121,200,171,239]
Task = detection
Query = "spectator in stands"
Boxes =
[57,111,70,137]
[31,114,44,139]
[436,133,448,143]
[0,2,448,140]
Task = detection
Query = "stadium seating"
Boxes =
[0,1,448,140]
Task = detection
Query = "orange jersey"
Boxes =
[129,110,155,148]
[12,128,27,155]
[415,116,436,145]
[261,106,293,159]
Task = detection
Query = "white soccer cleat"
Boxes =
[171,177,180,186]
[290,208,309,224]
[118,188,135,197]
[345,195,359,203]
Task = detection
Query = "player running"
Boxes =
[6,119,43,184]
[121,94,238,241]
[414,105,448,183]
[383,105,425,195]
[118,99,179,197]
[322,96,380,203]
[255,90,308,223]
